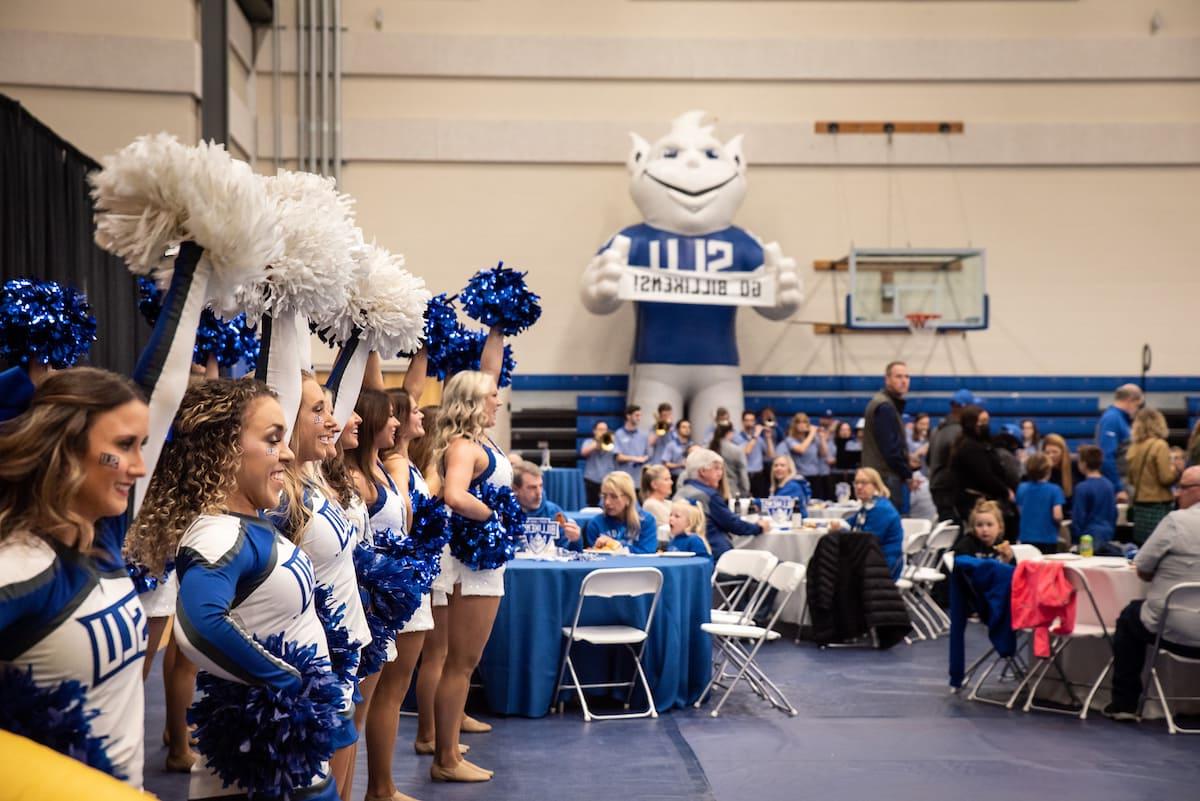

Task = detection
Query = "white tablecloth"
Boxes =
[733,527,831,624]
[1031,556,1198,718]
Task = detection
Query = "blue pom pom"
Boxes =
[448,483,526,570]
[127,559,174,595]
[0,665,120,778]
[0,279,97,369]
[190,635,342,801]
[314,586,362,689]
[422,294,464,378]
[351,535,425,676]
[458,262,542,336]
[137,277,259,370]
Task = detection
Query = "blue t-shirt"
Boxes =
[732,429,769,473]
[1096,405,1132,489]
[580,509,659,554]
[606,223,765,366]
[786,435,822,476]
[1071,476,1117,546]
[614,425,650,482]
[661,434,691,476]
[1016,480,1066,544]
[581,438,617,483]
[667,533,710,559]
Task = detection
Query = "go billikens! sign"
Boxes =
[617,265,777,307]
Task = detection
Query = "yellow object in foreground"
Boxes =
[0,731,153,801]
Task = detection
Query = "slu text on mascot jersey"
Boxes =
[579,110,802,426]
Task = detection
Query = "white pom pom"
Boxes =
[344,242,430,356]
[241,170,359,327]
[90,135,282,315]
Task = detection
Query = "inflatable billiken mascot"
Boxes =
[579,110,802,428]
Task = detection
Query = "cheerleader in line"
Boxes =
[272,373,372,800]
[126,378,339,801]
[430,328,511,783]
[0,368,150,787]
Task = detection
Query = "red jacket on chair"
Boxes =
[1010,561,1076,657]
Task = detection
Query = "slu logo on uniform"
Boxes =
[316,499,353,550]
[78,588,147,684]
[281,547,316,613]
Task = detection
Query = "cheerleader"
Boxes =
[272,373,372,800]
[430,328,512,782]
[0,368,150,787]
[126,378,339,801]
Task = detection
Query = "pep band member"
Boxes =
[127,378,337,801]
[273,374,372,800]
[0,368,150,787]
[430,333,508,782]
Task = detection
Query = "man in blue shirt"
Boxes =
[513,462,581,549]
[733,410,774,498]
[1096,383,1143,502]
[614,404,650,483]
[675,447,769,559]
[580,420,618,506]
[647,402,674,465]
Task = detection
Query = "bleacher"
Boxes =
[508,376,1200,467]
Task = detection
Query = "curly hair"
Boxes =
[0,368,144,551]
[432,371,495,478]
[125,378,275,576]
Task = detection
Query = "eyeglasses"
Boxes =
[1178,483,1200,490]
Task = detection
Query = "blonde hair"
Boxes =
[855,467,890,499]
[126,379,276,576]
[432,371,495,477]
[1041,433,1074,497]
[788,412,810,438]
[600,471,642,534]
[640,464,671,501]
[278,372,323,541]
[0,368,144,552]
[769,454,796,494]
[1131,407,1168,443]
[670,499,709,552]
[969,499,1005,536]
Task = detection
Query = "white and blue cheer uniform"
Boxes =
[367,463,433,633]
[299,484,372,749]
[174,513,336,801]
[0,518,147,787]
[434,436,513,598]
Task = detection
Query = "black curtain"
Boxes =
[0,93,148,376]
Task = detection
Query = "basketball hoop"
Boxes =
[905,312,942,336]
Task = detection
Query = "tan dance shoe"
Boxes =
[430,759,492,783]
[459,714,492,733]
[413,741,469,756]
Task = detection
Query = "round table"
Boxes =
[735,526,831,624]
[542,467,586,512]
[477,554,713,718]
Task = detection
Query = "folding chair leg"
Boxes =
[1153,668,1178,735]
[553,639,573,715]
[1079,658,1112,720]
[564,654,595,722]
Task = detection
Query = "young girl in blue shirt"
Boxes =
[666,500,711,559]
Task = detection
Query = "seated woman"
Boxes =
[579,472,658,553]
[675,448,770,559]
[845,467,905,580]
[666,499,711,559]
[767,454,812,512]
[639,464,673,528]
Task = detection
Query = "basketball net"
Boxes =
[905,312,942,336]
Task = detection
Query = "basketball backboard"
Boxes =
[844,247,987,331]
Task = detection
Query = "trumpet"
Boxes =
[599,431,615,451]
[654,421,670,436]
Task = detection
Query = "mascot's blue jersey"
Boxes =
[604,223,764,366]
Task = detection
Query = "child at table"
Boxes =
[666,499,711,559]
[953,499,1014,563]
[1017,453,1065,554]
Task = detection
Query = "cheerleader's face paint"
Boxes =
[233,396,294,512]
[292,378,328,464]
[77,400,149,521]
[339,411,362,451]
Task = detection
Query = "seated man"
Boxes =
[1104,465,1200,720]
[512,461,581,549]
[675,447,769,559]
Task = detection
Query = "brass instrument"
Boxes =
[654,421,670,436]
[599,431,615,452]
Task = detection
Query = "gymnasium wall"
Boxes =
[2,1,1198,378]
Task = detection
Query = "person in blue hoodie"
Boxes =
[846,467,906,580]
[579,472,658,553]
[665,499,711,559]
[767,454,812,511]
[1071,444,1117,547]
[1096,384,1142,500]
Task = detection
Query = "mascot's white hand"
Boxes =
[580,234,630,315]
[757,242,802,320]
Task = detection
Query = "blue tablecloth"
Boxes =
[478,555,713,718]
[542,467,586,512]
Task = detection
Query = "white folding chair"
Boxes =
[896,531,938,641]
[903,523,959,637]
[709,549,779,626]
[1138,582,1200,734]
[1020,565,1123,717]
[695,561,807,718]
[554,567,664,722]
[902,517,933,547]
[1010,544,1044,563]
